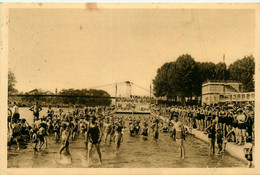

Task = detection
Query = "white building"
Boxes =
[201,81,254,105]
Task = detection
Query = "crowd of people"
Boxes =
[155,104,254,167]
[7,101,254,167]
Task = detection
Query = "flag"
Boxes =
[223,54,225,62]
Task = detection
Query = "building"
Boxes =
[201,81,254,105]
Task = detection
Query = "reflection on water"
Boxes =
[8,108,246,168]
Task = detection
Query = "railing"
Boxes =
[202,80,241,84]
[219,92,255,102]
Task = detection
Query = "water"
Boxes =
[7,107,246,168]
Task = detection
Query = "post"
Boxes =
[150,84,152,110]
[115,82,117,110]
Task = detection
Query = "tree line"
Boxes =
[8,73,112,107]
[153,54,255,104]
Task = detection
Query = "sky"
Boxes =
[8,7,255,97]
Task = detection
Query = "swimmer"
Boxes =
[103,117,112,144]
[58,124,72,164]
[172,116,185,159]
[140,122,149,139]
[30,101,42,122]
[114,119,124,152]
[32,128,39,152]
[38,123,47,150]
[206,120,217,155]
[151,119,159,139]
[59,124,71,154]
[216,129,223,154]
[243,137,253,168]
[86,115,102,165]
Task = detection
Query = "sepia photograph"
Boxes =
[1,3,259,173]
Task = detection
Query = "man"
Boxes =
[236,109,247,145]
[30,101,42,122]
[172,116,185,159]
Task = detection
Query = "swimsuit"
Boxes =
[88,125,100,144]
[207,126,216,139]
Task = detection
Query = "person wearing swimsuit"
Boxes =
[86,115,102,165]
[151,119,159,139]
[172,116,185,159]
[206,120,217,155]
[59,124,72,163]
[30,101,42,122]
[103,117,112,144]
[217,107,227,136]
[141,122,149,139]
[47,105,54,120]
[129,122,135,136]
[134,122,140,135]
[243,137,253,168]
[115,119,124,152]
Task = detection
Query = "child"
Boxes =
[32,128,39,152]
[38,123,47,150]
[243,137,253,168]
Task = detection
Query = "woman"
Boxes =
[85,115,102,165]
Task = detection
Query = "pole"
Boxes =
[223,54,225,80]
[115,82,117,110]
[150,84,152,110]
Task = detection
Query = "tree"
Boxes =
[153,62,172,98]
[214,62,229,80]
[174,54,199,102]
[8,70,18,94]
[153,54,199,104]
[195,62,216,96]
[228,55,255,92]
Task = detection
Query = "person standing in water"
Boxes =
[8,107,12,132]
[103,117,112,144]
[30,101,42,122]
[114,119,124,152]
[85,115,102,165]
[47,105,54,120]
[243,136,253,168]
[59,123,72,163]
[151,119,159,139]
[140,122,149,140]
[206,120,217,155]
[172,116,185,159]
[12,102,20,124]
